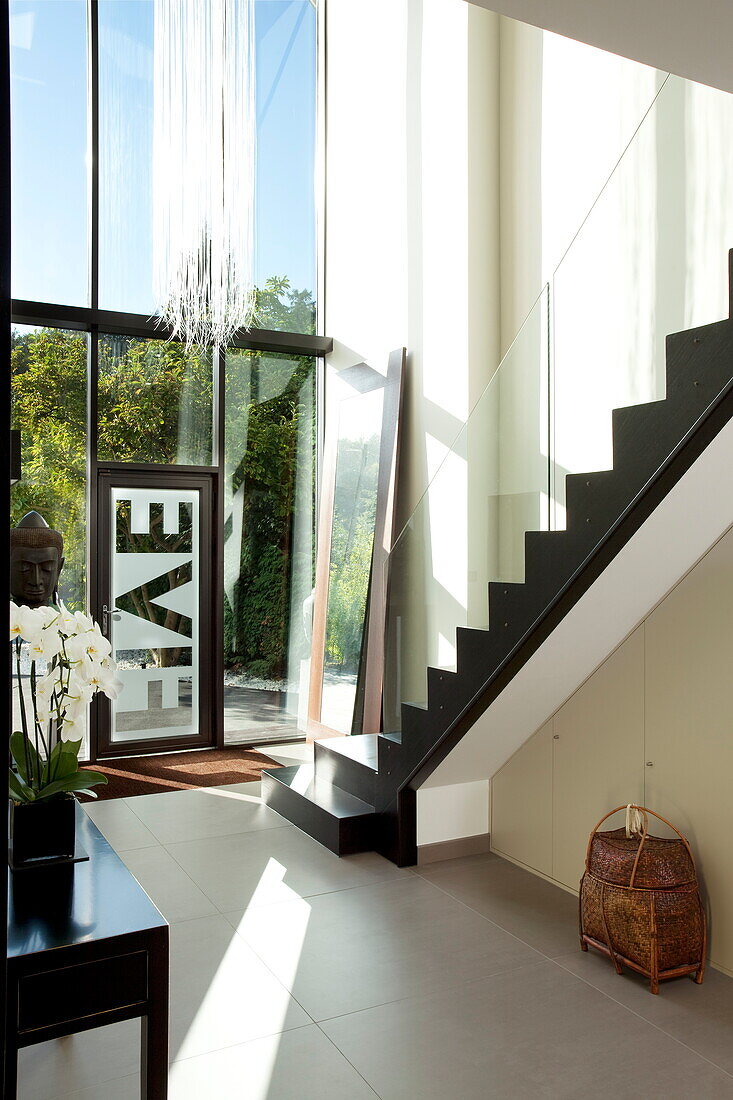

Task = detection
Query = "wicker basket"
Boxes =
[579,804,706,994]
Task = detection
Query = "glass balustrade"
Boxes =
[383,70,733,741]
[383,288,551,733]
[551,72,733,527]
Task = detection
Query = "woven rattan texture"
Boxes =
[588,828,696,888]
[579,812,706,994]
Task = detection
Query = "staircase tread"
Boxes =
[265,765,375,817]
[317,734,378,770]
[380,731,402,745]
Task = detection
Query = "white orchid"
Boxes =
[86,662,124,700]
[85,626,112,663]
[65,627,113,675]
[39,605,61,628]
[72,609,94,633]
[35,695,51,726]
[55,601,79,636]
[9,599,119,803]
[33,671,58,726]
[9,601,44,643]
[58,708,85,742]
[27,628,64,663]
[65,672,95,712]
[36,664,62,694]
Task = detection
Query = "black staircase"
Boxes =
[262,253,733,867]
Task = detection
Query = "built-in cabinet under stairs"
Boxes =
[262,253,733,868]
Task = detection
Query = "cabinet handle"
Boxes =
[553,734,560,740]
[646,761,654,767]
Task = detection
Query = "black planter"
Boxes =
[8,793,77,868]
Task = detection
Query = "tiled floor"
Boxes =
[19,783,733,1098]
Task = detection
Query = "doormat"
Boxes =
[80,747,283,801]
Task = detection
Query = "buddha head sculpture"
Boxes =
[10,512,65,609]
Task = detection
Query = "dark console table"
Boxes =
[5,802,169,1098]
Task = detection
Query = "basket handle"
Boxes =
[585,804,696,884]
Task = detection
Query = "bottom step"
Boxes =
[261,765,377,856]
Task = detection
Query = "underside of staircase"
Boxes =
[262,253,733,867]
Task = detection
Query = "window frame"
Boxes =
[9,0,330,760]
[11,0,330,358]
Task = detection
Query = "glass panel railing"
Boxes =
[383,69,733,745]
[551,73,733,526]
[383,287,551,735]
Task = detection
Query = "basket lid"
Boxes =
[588,827,697,888]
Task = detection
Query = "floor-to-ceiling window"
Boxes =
[9,0,327,757]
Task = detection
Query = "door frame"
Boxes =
[91,466,219,760]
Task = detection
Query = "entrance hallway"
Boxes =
[19,783,733,1098]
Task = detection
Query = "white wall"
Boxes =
[465,0,733,97]
[417,779,490,846]
[326,0,503,715]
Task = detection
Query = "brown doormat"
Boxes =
[80,747,283,801]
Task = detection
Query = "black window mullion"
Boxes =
[9,299,333,356]
[88,0,99,312]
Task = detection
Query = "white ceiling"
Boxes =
[464,0,733,95]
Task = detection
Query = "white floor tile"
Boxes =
[224,875,542,1020]
[167,824,407,912]
[120,845,218,923]
[81,798,158,852]
[169,914,311,1061]
[59,1026,378,1099]
[263,741,314,767]
[322,961,733,1099]
[124,784,290,845]
[168,1024,376,1098]
[17,1020,139,1100]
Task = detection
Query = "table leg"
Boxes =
[141,928,169,1099]
[4,1026,18,1099]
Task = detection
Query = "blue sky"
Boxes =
[10,0,317,314]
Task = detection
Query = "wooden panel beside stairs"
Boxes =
[262,251,733,867]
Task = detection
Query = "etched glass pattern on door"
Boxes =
[110,487,199,743]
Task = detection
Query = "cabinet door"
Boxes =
[552,626,645,890]
[645,528,733,973]
[491,720,553,876]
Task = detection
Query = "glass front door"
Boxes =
[95,471,215,757]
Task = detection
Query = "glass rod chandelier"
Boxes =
[153,0,256,348]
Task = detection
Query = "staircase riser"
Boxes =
[261,771,374,856]
[426,668,460,713]
[488,582,540,632]
[564,472,627,528]
[314,743,376,803]
[377,732,403,777]
[665,321,733,399]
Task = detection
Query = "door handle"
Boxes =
[102,605,122,636]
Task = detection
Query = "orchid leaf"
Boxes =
[9,730,42,787]
[34,770,108,801]
[8,768,34,803]
[43,738,82,785]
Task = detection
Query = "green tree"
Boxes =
[224,350,316,680]
[323,435,380,672]
[11,328,87,609]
